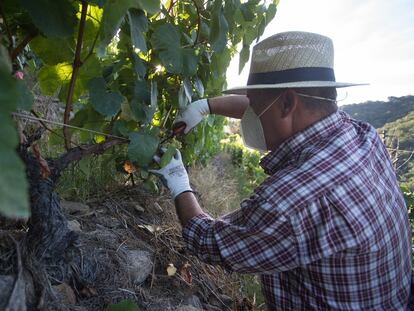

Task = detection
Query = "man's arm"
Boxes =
[174,192,203,227]
[174,95,249,134]
[208,95,249,119]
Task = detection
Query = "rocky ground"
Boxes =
[0,185,250,311]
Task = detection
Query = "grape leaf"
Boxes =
[160,145,176,168]
[38,63,72,95]
[132,53,146,79]
[19,0,77,38]
[151,24,198,76]
[30,36,74,65]
[128,9,148,53]
[209,3,228,53]
[266,3,277,25]
[128,131,159,167]
[0,65,30,218]
[98,0,139,51]
[88,78,124,117]
[238,44,250,74]
[137,0,160,14]
[194,77,204,97]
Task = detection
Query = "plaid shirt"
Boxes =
[183,111,413,310]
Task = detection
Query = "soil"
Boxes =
[0,185,245,311]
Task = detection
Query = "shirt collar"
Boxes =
[260,110,350,175]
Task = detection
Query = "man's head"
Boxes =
[223,31,365,151]
[246,87,338,150]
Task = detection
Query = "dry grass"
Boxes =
[188,154,241,218]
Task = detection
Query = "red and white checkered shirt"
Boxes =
[183,111,413,310]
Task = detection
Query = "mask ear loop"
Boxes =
[337,90,348,103]
[257,94,282,117]
[295,91,348,103]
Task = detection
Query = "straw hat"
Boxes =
[223,31,367,95]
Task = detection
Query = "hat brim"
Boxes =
[222,81,369,95]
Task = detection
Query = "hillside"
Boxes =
[380,112,414,187]
[341,95,414,128]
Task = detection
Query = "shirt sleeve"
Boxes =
[182,196,299,274]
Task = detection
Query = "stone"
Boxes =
[153,202,163,213]
[133,203,145,213]
[183,295,203,310]
[53,283,76,304]
[67,220,82,232]
[125,249,153,284]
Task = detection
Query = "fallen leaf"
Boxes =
[137,224,161,234]
[123,161,136,174]
[179,261,192,285]
[167,263,177,276]
[32,144,51,179]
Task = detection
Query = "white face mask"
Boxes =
[240,95,281,152]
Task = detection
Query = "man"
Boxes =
[150,31,412,310]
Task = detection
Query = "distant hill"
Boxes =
[341,95,414,128]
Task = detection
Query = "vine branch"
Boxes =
[11,31,38,61]
[63,0,88,150]
[53,138,128,178]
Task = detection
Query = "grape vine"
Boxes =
[0,0,278,218]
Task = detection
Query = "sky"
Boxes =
[226,0,414,106]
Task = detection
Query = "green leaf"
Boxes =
[181,49,198,77]
[239,45,250,74]
[0,68,30,219]
[99,0,139,50]
[16,80,34,110]
[88,77,124,117]
[150,80,158,110]
[239,2,255,22]
[30,36,74,65]
[178,84,188,109]
[128,9,148,53]
[209,3,228,53]
[38,63,72,95]
[194,77,204,97]
[107,299,140,311]
[183,78,192,103]
[160,145,176,168]
[151,24,198,76]
[130,81,156,124]
[19,0,76,38]
[70,105,106,142]
[132,53,146,78]
[136,0,160,14]
[88,0,107,7]
[266,3,277,25]
[128,131,159,167]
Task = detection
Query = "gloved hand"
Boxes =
[149,149,192,199]
[174,99,210,134]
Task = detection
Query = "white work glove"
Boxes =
[149,149,192,199]
[174,99,210,134]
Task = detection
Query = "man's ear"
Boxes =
[280,89,299,118]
